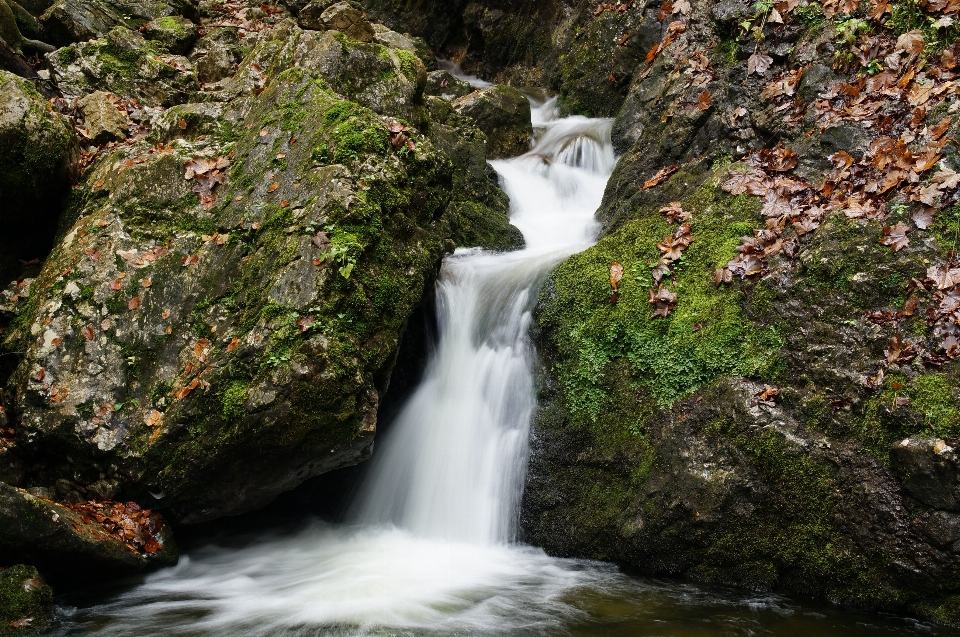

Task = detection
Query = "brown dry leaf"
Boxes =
[161,309,171,319]
[110,279,122,291]
[267,181,280,193]
[913,207,936,229]
[643,164,680,189]
[141,278,152,288]
[657,0,673,20]
[659,202,692,223]
[193,338,211,357]
[880,222,911,251]
[36,368,45,381]
[750,384,780,407]
[128,296,141,310]
[648,286,678,317]
[928,264,960,289]
[697,91,712,110]
[227,337,240,353]
[610,263,625,290]
[896,30,925,55]
[9,618,33,628]
[82,326,95,341]
[748,53,774,75]
[144,410,163,427]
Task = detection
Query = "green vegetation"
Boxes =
[541,170,785,419]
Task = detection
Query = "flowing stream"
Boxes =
[51,99,960,637]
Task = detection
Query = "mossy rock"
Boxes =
[0,565,52,636]
[0,71,78,262]
[47,26,199,106]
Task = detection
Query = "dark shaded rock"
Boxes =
[141,15,198,54]
[0,483,176,576]
[0,70,78,262]
[0,565,52,635]
[453,85,531,159]
[891,438,960,512]
[39,0,196,47]
[75,90,128,145]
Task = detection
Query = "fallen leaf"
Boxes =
[128,296,141,310]
[144,410,163,427]
[82,326,95,341]
[267,181,280,193]
[227,337,240,352]
[648,286,678,317]
[141,278,152,288]
[643,164,680,189]
[880,221,911,251]
[748,53,773,75]
[697,91,712,110]
[913,207,935,229]
[610,262,625,290]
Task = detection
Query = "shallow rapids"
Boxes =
[46,100,958,637]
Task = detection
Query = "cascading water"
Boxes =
[351,98,612,544]
[53,98,949,637]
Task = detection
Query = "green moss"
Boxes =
[153,16,185,35]
[700,414,895,605]
[0,565,52,636]
[888,0,960,53]
[542,171,785,419]
[860,372,960,458]
[394,48,421,83]
[221,381,249,421]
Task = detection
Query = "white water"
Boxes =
[63,100,622,636]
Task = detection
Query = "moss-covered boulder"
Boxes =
[0,565,52,636]
[520,0,960,625]
[39,0,196,46]
[47,26,199,106]
[0,71,78,264]
[452,85,531,159]
[0,483,176,575]
[3,15,519,523]
[141,15,198,55]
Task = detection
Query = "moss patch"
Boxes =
[540,170,785,419]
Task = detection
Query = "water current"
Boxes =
[47,95,960,637]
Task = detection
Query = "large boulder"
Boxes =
[452,85,531,159]
[519,0,960,626]
[0,565,52,635]
[39,0,196,46]
[47,26,199,106]
[0,71,78,262]
[0,483,176,575]
[1,18,518,522]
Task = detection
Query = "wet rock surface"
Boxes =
[452,85,531,159]
[0,483,176,575]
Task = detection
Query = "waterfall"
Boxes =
[351,98,614,543]
[64,98,624,637]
